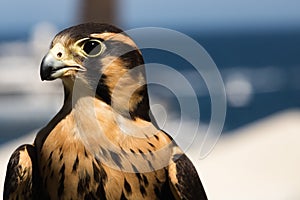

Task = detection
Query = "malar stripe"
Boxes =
[96,74,112,105]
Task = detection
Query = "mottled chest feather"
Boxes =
[37,112,172,200]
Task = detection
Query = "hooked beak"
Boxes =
[40,53,86,81]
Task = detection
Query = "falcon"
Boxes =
[4,23,208,200]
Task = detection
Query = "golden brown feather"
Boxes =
[4,23,207,200]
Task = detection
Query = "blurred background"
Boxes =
[0,0,299,199]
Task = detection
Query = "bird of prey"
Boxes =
[4,23,208,200]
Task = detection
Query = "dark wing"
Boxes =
[168,153,208,200]
[4,144,36,200]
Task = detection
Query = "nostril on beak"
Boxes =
[57,52,63,59]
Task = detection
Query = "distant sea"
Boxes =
[143,29,300,130]
[0,28,299,144]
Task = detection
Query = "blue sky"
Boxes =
[118,0,300,30]
[0,0,78,36]
[0,0,300,36]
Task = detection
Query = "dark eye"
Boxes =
[82,39,103,57]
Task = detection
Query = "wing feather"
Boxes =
[168,153,208,200]
[4,144,36,200]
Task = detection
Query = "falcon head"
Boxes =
[40,23,150,121]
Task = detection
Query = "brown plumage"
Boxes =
[4,23,208,200]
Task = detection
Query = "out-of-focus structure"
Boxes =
[79,0,116,25]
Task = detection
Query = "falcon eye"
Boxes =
[81,39,103,57]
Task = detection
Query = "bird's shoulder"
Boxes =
[4,144,36,200]
[167,145,208,200]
